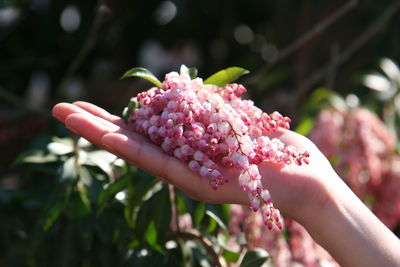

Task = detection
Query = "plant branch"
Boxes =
[168,230,223,267]
[297,0,400,99]
[168,184,180,232]
[245,0,358,85]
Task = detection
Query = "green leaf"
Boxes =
[60,157,78,182]
[122,100,141,123]
[97,174,132,214]
[121,67,162,88]
[66,188,91,218]
[194,202,205,227]
[188,67,198,79]
[47,141,73,155]
[205,209,227,231]
[240,248,269,267]
[204,67,250,87]
[134,183,171,250]
[78,165,93,186]
[294,116,314,136]
[43,199,64,231]
[222,248,241,263]
[145,221,165,254]
[13,150,57,165]
[124,178,161,227]
[85,150,117,179]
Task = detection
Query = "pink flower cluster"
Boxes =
[310,108,400,229]
[127,70,309,230]
[228,204,339,267]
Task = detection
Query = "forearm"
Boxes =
[302,176,400,267]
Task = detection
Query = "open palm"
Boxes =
[52,101,339,222]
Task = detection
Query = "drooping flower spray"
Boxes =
[122,66,309,230]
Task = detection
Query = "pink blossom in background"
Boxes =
[310,107,400,230]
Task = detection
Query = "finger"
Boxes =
[101,132,248,205]
[52,102,93,123]
[65,113,120,147]
[101,132,186,180]
[73,101,127,128]
[101,132,211,197]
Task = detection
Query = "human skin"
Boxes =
[52,101,400,267]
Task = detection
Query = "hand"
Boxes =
[52,101,338,223]
[53,102,400,267]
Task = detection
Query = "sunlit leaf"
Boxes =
[14,150,58,165]
[180,64,189,75]
[47,142,73,155]
[85,150,118,179]
[60,157,78,182]
[205,210,227,232]
[204,67,249,87]
[194,202,205,227]
[379,58,400,82]
[121,67,162,88]
[240,248,269,267]
[362,73,392,92]
[205,215,217,233]
[222,247,240,263]
[77,137,92,148]
[78,165,93,186]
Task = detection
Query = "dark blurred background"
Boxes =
[1,0,400,266]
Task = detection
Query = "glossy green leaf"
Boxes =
[194,202,205,227]
[240,248,269,267]
[204,67,250,87]
[122,100,141,123]
[188,67,198,79]
[85,150,117,179]
[121,67,162,88]
[222,248,241,263]
[205,209,227,231]
[145,221,165,254]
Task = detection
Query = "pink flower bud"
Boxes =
[193,151,207,162]
[239,172,249,191]
[250,197,260,212]
[188,160,200,171]
[199,166,211,178]
[261,189,272,204]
